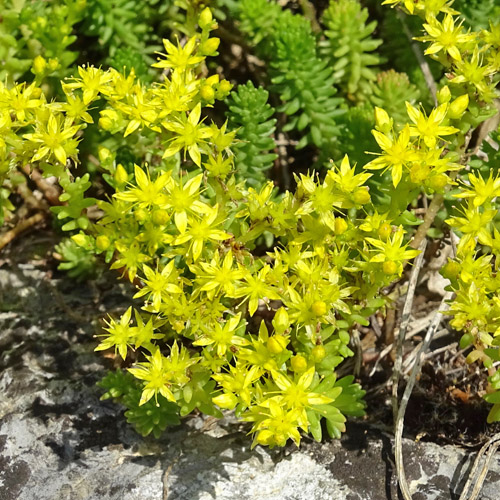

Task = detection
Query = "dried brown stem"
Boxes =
[22,165,62,206]
[409,193,443,250]
[396,10,437,106]
[0,212,45,251]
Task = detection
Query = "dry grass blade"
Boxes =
[394,291,453,500]
[392,239,427,422]
[458,433,500,500]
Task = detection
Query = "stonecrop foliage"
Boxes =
[1,0,500,446]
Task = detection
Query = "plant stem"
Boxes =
[298,0,321,33]
[396,10,437,106]
[409,193,443,249]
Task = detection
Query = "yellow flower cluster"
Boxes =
[384,0,500,102]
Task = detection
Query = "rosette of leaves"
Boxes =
[319,0,384,101]
[337,103,378,166]
[238,1,344,153]
[109,47,154,84]
[237,0,283,51]
[268,11,344,151]
[54,237,99,281]
[226,81,277,188]
[82,0,172,59]
[0,1,32,83]
[99,370,181,438]
[0,0,86,84]
[306,375,366,441]
[370,70,420,129]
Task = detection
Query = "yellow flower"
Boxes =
[248,400,304,448]
[63,66,113,104]
[365,124,417,187]
[114,165,170,209]
[451,48,497,102]
[115,84,159,136]
[366,226,421,276]
[133,261,183,311]
[420,14,474,61]
[62,94,93,124]
[193,313,248,357]
[95,306,135,360]
[164,173,209,233]
[162,104,214,166]
[152,36,205,73]
[174,205,231,261]
[457,172,500,207]
[405,102,459,148]
[24,113,80,165]
[231,264,281,316]
[2,82,44,122]
[192,249,244,298]
[128,348,175,406]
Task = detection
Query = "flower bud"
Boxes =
[71,233,88,248]
[382,261,398,275]
[32,55,47,75]
[199,7,213,29]
[134,208,147,222]
[96,235,111,251]
[200,84,215,101]
[272,307,290,335]
[311,345,326,362]
[212,392,238,410]
[374,107,392,133]
[200,38,220,55]
[378,222,392,241]
[334,217,348,235]
[152,209,169,225]
[448,94,469,119]
[48,58,60,72]
[437,85,451,104]
[114,163,128,185]
[206,74,219,86]
[427,173,448,191]
[311,300,327,317]
[353,187,370,205]
[267,335,288,354]
[98,146,113,166]
[291,355,308,373]
[218,79,233,95]
[441,260,460,280]
[173,320,185,333]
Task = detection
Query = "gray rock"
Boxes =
[1,240,500,500]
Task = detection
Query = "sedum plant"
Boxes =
[238,0,344,153]
[225,81,277,188]
[1,0,500,450]
[1,7,417,447]
[320,0,384,101]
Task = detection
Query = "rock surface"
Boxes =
[1,235,500,500]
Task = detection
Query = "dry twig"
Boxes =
[0,213,45,251]
[396,11,437,106]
